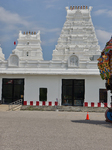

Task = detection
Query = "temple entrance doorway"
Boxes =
[62,79,85,106]
[2,79,24,104]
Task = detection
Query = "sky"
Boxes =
[0,0,112,60]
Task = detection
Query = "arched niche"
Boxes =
[68,54,79,68]
[8,54,19,67]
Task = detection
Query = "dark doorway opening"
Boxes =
[2,79,24,104]
[39,88,47,101]
[99,89,107,103]
[62,79,85,106]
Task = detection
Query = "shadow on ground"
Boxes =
[71,120,112,128]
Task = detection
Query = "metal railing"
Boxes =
[8,99,23,111]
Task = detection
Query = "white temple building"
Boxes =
[0,6,109,107]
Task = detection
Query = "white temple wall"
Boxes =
[85,76,105,105]
[24,75,60,105]
[0,74,108,106]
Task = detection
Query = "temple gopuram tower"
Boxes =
[52,6,101,62]
[12,31,43,61]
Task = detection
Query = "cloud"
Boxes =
[22,0,34,1]
[0,6,61,32]
[48,28,61,33]
[0,35,11,43]
[107,10,112,17]
[0,6,61,45]
[43,0,59,9]
[41,38,57,46]
[48,38,58,43]
[46,4,54,9]
[0,6,35,43]
[48,28,61,36]
[94,9,107,16]
[41,28,61,45]
[0,7,31,28]
[41,41,46,46]
[94,9,112,17]
[96,29,112,46]
[40,28,61,35]
[44,0,59,3]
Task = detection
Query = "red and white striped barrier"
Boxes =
[23,101,111,107]
[23,101,58,106]
[84,102,111,107]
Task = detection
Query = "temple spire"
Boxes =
[11,31,43,61]
[52,5,100,61]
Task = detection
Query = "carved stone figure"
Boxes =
[70,56,78,66]
[9,55,19,67]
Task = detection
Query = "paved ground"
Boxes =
[0,111,112,150]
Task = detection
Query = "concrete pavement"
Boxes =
[0,111,112,150]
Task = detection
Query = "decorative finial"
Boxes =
[37,30,40,35]
[89,6,93,11]
[70,6,72,10]
[19,30,22,38]
[65,7,69,10]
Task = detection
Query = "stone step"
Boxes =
[0,104,21,111]
[11,105,22,111]
[0,105,8,111]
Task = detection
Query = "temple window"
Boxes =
[27,52,29,56]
